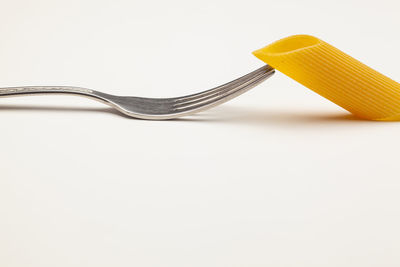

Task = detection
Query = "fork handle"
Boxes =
[0,86,95,97]
[0,86,115,104]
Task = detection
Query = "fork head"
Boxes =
[106,65,274,120]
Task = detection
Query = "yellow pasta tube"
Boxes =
[252,35,400,120]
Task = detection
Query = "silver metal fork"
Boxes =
[0,65,274,120]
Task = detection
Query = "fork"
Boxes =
[0,65,274,120]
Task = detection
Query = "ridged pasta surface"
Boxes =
[253,35,400,120]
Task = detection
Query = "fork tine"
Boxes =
[172,65,271,103]
[173,68,270,109]
[172,70,273,114]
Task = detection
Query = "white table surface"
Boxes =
[1,0,400,266]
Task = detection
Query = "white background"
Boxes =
[1,0,400,266]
